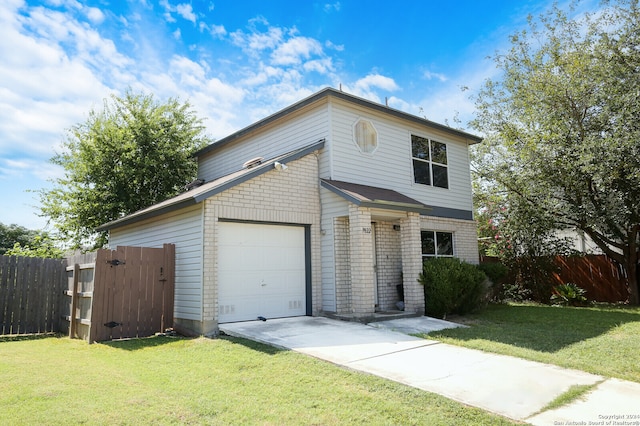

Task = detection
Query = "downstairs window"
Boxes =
[421,230,454,260]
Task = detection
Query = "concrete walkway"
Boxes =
[220,316,640,424]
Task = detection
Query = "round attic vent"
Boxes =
[242,156,264,169]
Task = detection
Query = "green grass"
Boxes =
[536,381,603,414]
[0,335,517,425]
[423,303,640,382]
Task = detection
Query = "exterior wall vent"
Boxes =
[243,156,264,169]
[184,178,205,191]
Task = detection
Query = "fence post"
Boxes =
[69,263,80,338]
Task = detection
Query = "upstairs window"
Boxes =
[421,230,454,260]
[411,134,448,188]
[353,119,378,154]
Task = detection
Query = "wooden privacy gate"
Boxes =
[63,245,175,342]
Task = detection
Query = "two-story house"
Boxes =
[97,87,482,336]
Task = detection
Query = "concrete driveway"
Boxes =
[220,316,640,424]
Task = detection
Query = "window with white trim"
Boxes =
[421,230,454,259]
[411,134,448,188]
[353,119,378,154]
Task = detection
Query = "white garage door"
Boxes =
[218,221,307,323]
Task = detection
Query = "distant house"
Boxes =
[556,228,605,255]
[97,87,482,336]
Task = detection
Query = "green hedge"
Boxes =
[419,258,487,319]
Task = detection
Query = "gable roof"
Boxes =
[320,179,431,215]
[194,87,482,158]
[96,139,325,231]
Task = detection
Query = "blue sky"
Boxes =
[0,0,599,230]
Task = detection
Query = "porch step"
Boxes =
[323,310,422,324]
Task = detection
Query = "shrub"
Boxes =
[500,283,533,302]
[477,262,508,284]
[419,258,487,319]
[550,283,588,306]
[478,262,509,301]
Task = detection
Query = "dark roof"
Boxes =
[320,179,431,215]
[194,87,482,158]
[96,140,325,231]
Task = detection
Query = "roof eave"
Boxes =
[320,180,431,215]
[96,139,326,232]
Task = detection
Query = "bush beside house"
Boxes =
[420,258,487,319]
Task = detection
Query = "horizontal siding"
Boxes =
[320,190,349,312]
[329,99,474,213]
[108,204,204,321]
[198,103,330,182]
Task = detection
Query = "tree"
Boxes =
[1,223,39,255]
[0,222,62,258]
[471,1,640,304]
[5,237,64,258]
[39,90,212,249]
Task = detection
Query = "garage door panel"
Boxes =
[218,222,307,323]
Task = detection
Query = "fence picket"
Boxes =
[0,256,67,335]
[1,245,174,341]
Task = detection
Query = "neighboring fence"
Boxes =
[552,255,630,303]
[0,256,67,335]
[481,254,630,303]
[61,245,175,342]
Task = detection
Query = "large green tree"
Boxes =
[0,223,56,256]
[39,91,212,249]
[471,1,640,304]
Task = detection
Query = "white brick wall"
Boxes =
[401,212,425,314]
[348,204,375,314]
[202,153,322,330]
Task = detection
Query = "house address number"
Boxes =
[362,227,372,234]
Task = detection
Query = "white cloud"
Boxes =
[323,2,341,13]
[85,6,105,24]
[423,70,448,82]
[175,3,196,23]
[303,58,334,74]
[209,24,226,37]
[271,36,323,65]
[160,0,197,24]
[173,28,181,39]
[231,25,284,53]
[325,40,344,51]
[334,74,400,105]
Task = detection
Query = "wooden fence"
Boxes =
[481,254,630,303]
[2,244,175,342]
[0,256,67,335]
[62,245,175,342]
[551,255,630,303]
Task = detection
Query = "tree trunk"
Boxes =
[626,257,640,305]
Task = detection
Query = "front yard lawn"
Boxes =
[423,303,640,383]
[0,335,517,425]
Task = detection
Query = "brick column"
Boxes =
[400,212,425,315]
[348,204,375,315]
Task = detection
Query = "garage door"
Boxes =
[218,221,307,323]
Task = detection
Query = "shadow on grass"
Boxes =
[102,335,188,351]
[0,332,59,343]
[220,335,286,355]
[100,333,285,355]
[427,304,640,353]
